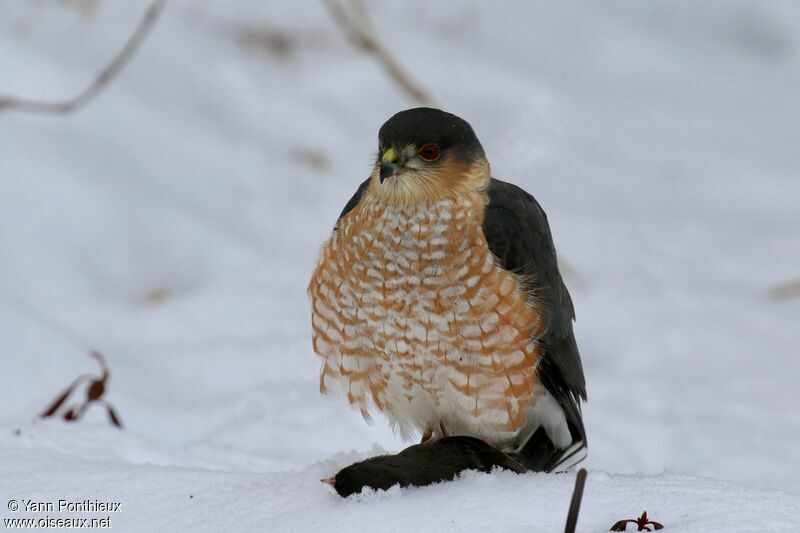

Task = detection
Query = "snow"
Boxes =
[3,431,799,532]
[1,1,799,531]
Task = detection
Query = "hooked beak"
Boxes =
[379,162,397,183]
[379,147,400,183]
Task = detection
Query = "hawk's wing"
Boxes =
[335,178,371,230]
[482,178,587,470]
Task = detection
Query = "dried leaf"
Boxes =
[87,380,105,401]
[106,405,123,428]
[90,350,109,380]
[39,351,122,430]
[610,511,664,532]
[610,520,632,531]
[41,386,76,418]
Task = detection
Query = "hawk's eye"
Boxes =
[418,143,441,161]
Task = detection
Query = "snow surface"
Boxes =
[1,1,799,531]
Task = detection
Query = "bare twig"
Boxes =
[769,278,800,301]
[564,468,587,533]
[322,0,435,107]
[0,0,167,115]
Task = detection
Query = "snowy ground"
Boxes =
[1,1,799,531]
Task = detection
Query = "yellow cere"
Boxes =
[381,147,398,163]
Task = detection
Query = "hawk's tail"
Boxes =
[510,420,587,473]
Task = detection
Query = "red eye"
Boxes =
[418,143,441,161]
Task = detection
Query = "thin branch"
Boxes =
[564,468,587,533]
[0,0,167,116]
[322,0,435,107]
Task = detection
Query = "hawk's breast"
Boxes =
[309,190,545,440]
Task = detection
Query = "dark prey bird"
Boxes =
[326,437,527,497]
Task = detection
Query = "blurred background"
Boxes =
[1,0,798,497]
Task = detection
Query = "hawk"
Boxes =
[308,108,586,471]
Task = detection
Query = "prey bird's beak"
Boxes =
[380,147,399,183]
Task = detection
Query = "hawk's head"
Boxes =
[372,108,490,204]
